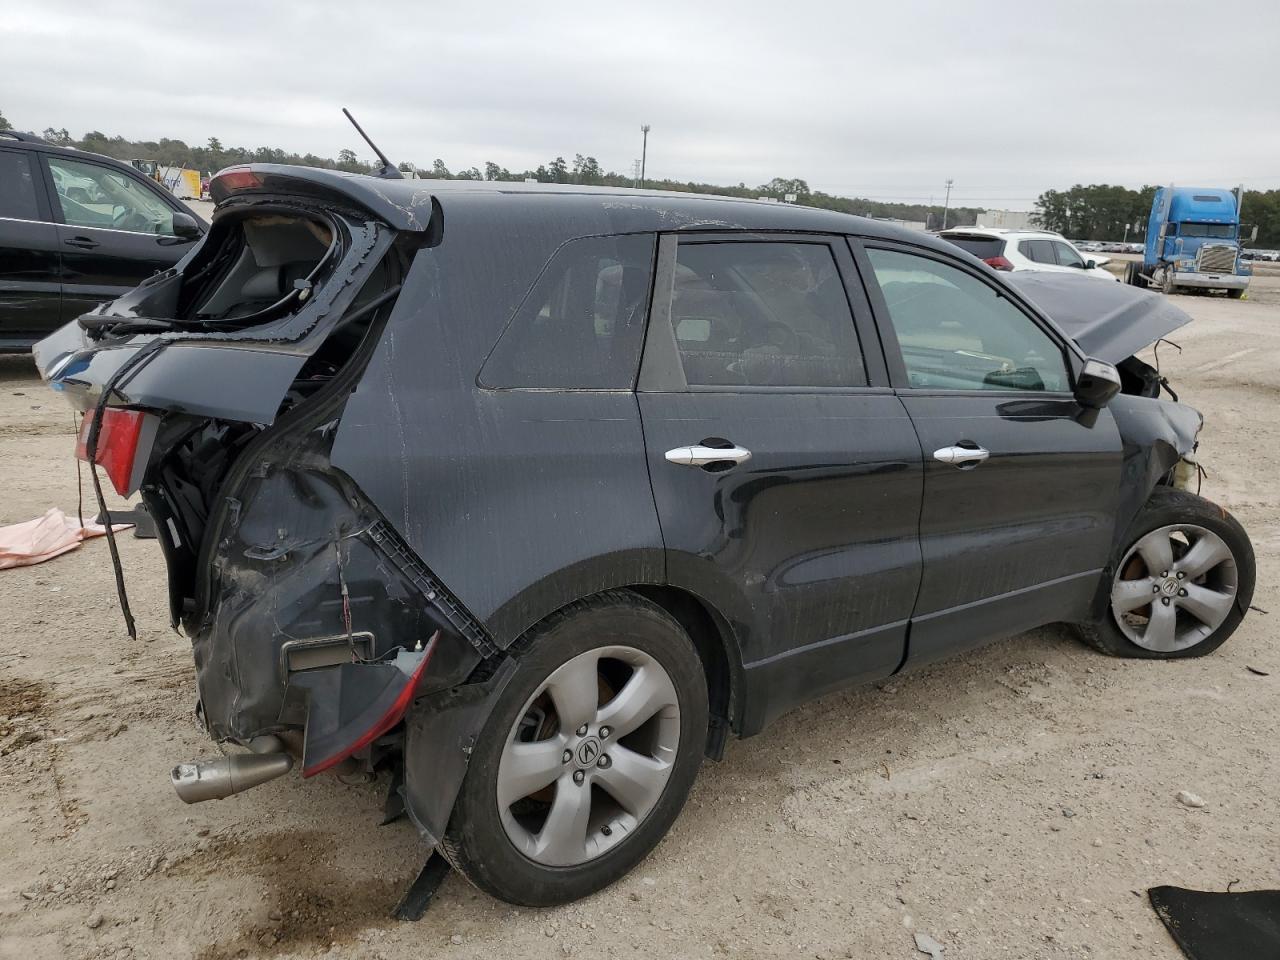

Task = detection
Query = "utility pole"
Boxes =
[941,178,954,231]
[640,125,651,189]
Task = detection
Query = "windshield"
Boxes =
[1180,222,1235,239]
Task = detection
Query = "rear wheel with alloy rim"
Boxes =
[1078,489,1254,658]
[441,591,708,905]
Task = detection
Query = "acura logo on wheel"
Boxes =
[577,738,600,765]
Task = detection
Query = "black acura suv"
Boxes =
[35,167,1253,906]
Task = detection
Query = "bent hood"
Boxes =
[1006,271,1192,361]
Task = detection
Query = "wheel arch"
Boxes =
[624,584,743,758]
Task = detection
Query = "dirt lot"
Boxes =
[1,271,1278,960]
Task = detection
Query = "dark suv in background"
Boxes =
[36,167,1254,907]
[0,131,204,352]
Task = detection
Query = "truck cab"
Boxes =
[1135,187,1251,298]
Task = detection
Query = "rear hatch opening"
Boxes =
[36,178,464,743]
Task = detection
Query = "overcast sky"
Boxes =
[7,0,1280,209]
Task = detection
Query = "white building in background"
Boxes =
[868,216,929,232]
[975,209,1037,230]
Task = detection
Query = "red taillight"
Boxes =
[302,648,437,778]
[984,256,1015,271]
[76,409,144,496]
[213,166,263,192]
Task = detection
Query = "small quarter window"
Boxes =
[669,241,865,388]
[481,233,656,389]
[0,151,40,221]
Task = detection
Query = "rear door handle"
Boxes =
[64,236,100,249]
[665,444,752,467]
[933,444,990,466]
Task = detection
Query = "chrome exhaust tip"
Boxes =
[171,749,293,804]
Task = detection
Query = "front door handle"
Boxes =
[665,444,752,467]
[933,444,990,466]
[64,236,100,249]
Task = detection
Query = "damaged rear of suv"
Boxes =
[37,167,1255,908]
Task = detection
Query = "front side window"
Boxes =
[866,248,1070,392]
[0,150,40,220]
[1053,241,1084,268]
[46,156,175,235]
[481,233,656,389]
[669,241,865,388]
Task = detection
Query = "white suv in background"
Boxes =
[939,227,1120,281]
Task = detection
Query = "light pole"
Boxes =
[640,125,651,189]
[941,178,954,231]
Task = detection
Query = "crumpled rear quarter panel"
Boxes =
[330,196,677,645]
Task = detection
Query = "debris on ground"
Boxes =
[1176,791,1207,809]
[914,931,945,958]
[0,507,132,569]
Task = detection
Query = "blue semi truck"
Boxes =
[1125,186,1253,298]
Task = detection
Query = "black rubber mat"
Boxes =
[1149,886,1280,959]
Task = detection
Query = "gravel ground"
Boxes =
[1,270,1277,960]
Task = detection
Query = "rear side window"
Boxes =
[941,235,1004,259]
[481,233,656,390]
[1018,239,1056,264]
[0,151,40,220]
[669,241,865,388]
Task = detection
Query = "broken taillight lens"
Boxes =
[301,646,438,778]
[76,409,144,496]
[984,255,1015,271]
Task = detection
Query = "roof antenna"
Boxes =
[342,107,403,180]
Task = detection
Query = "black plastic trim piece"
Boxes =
[369,519,499,658]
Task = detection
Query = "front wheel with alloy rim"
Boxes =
[440,591,708,906]
[1077,489,1255,658]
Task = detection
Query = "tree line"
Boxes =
[5,113,981,228]
[13,108,1280,246]
[1034,183,1280,248]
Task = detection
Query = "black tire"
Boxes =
[1228,288,1245,300]
[1124,261,1146,287]
[440,590,708,906]
[1076,489,1255,659]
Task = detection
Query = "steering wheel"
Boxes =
[112,208,152,232]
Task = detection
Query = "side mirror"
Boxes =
[171,211,202,241]
[1075,358,1121,409]
[1085,259,1097,269]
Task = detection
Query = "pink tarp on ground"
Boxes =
[0,508,133,570]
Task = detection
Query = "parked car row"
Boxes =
[1076,240,1143,255]
[1241,248,1280,262]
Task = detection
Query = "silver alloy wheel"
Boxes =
[1111,523,1238,652]
[496,645,681,867]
